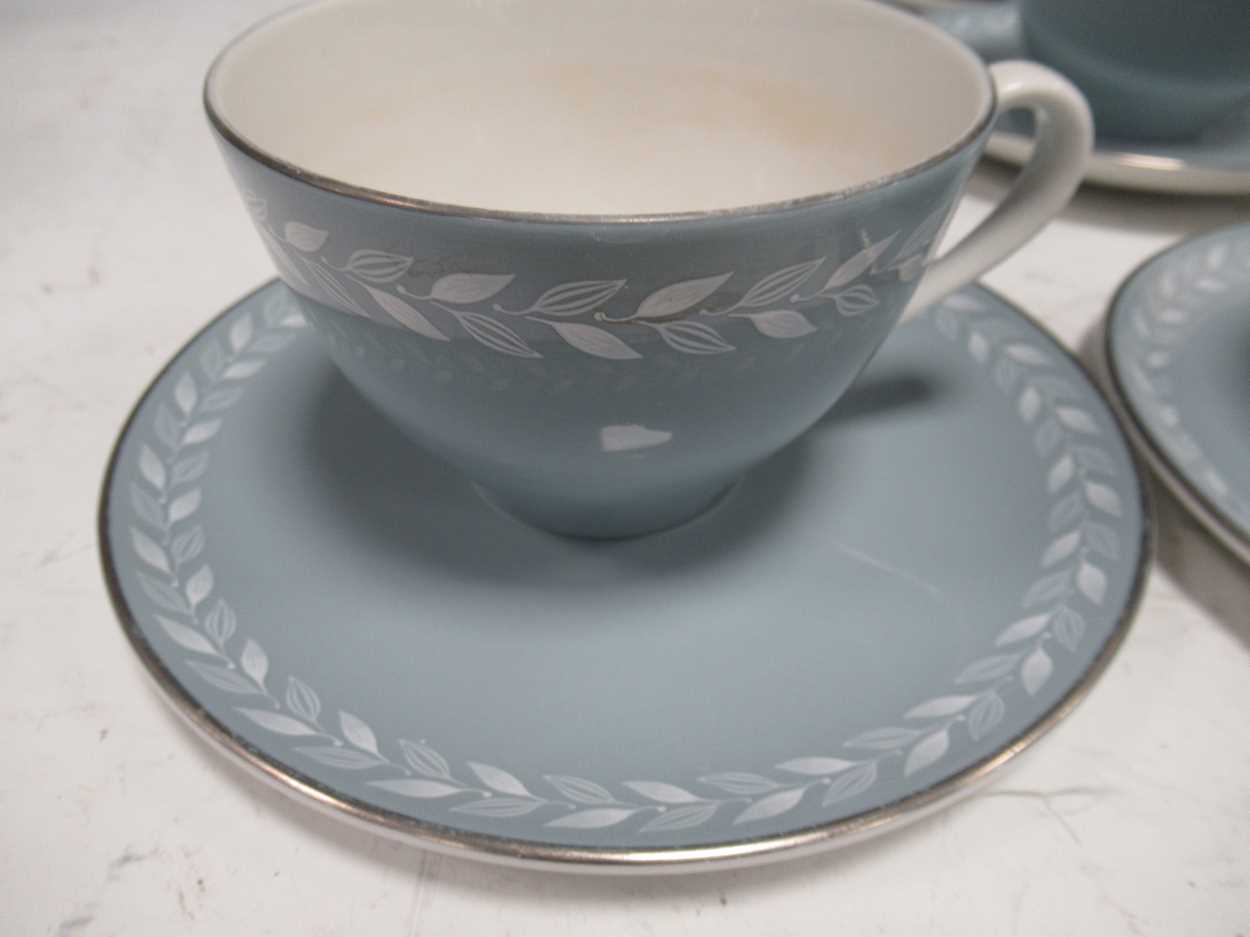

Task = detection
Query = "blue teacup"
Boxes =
[206,0,1090,538]
[1019,0,1250,142]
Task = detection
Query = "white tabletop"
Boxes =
[4,2,1250,934]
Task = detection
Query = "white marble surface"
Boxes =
[3,2,1250,934]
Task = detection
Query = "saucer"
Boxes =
[926,5,1250,196]
[1105,223,1250,564]
[100,282,1147,872]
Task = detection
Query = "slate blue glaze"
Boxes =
[1019,0,1250,142]
[101,282,1147,865]
[211,130,991,538]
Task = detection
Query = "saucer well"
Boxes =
[1105,223,1250,565]
[926,4,1250,196]
[100,282,1148,872]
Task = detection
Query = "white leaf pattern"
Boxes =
[343,250,412,283]
[1056,407,1098,433]
[155,615,216,655]
[547,808,636,829]
[623,781,700,804]
[846,727,921,751]
[188,661,262,695]
[700,772,781,794]
[774,758,857,776]
[138,445,166,491]
[430,274,514,304]
[1047,454,1076,492]
[296,746,386,770]
[652,321,734,355]
[545,321,642,360]
[1018,387,1042,423]
[636,273,732,319]
[741,309,817,339]
[237,708,317,736]
[130,528,170,573]
[130,485,165,530]
[283,222,328,253]
[171,453,210,486]
[1052,607,1086,652]
[904,696,976,719]
[968,693,1005,741]
[451,797,542,818]
[468,762,531,797]
[833,285,878,317]
[739,259,823,307]
[399,740,452,780]
[733,788,804,824]
[203,598,237,646]
[167,489,201,525]
[240,638,268,689]
[639,804,719,833]
[995,614,1050,646]
[1077,562,1107,605]
[184,565,213,607]
[456,312,541,358]
[822,762,878,805]
[502,280,624,317]
[821,233,897,291]
[364,287,449,341]
[956,654,1020,684]
[904,729,950,776]
[1041,530,1082,567]
[138,572,188,614]
[1085,482,1123,517]
[1021,647,1054,696]
[286,676,321,723]
[228,314,254,353]
[183,421,222,446]
[339,711,380,755]
[370,778,462,799]
[174,373,197,415]
[544,775,617,805]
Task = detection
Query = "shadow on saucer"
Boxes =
[298,363,948,588]
[817,371,947,428]
[1076,322,1250,653]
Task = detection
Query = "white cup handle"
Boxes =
[903,61,1092,317]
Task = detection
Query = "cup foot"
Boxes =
[474,478,740,540]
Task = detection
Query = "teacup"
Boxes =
[1019,0,1250,142]
[205,0,1090,538]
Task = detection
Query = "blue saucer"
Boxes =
[926,4,1250,196]
[100,282,1148,871]
[1106,223,1250,564]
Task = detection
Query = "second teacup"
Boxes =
[1019,0,1250,142]
[205,0,1091,538]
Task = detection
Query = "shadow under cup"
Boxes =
[204,0,997,538]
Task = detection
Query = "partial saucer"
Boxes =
[100,282,1148,872]
[1104,223,1250,564]
[926,4,1250,196]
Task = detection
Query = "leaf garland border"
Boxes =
[120,286,1134,835]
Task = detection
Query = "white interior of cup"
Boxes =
[206,0,993,217]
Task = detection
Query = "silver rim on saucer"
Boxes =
[1101,242,1250,566]
[99,282,1152,873]
[987,130,1250,197]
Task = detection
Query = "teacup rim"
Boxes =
[203,0,997,225]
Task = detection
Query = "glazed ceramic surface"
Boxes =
[101,282,1147,871]
[204,0,1090,538]
[1106,224,1250,565]
[1018,0,1250,142]
[928,4,1250,195]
